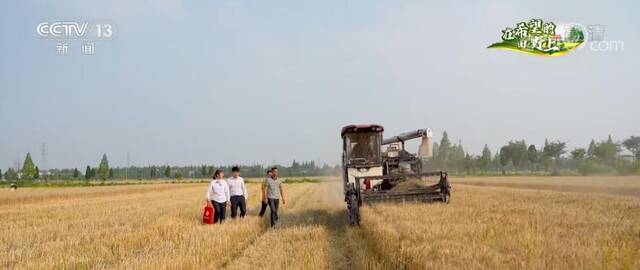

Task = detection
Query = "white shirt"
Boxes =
[227,176,248,199]
[206,179,230,203]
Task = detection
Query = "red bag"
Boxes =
[203,205,214,224]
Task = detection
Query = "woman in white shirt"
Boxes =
[206,170,230,224]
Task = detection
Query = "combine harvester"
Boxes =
[340,124,451,225]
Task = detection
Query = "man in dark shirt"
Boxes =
[259,169,271,217]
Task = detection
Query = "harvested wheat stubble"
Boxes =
[358,184,640,269]
[0,183,199,206]
[454,175,640,197]
[2,178,640,270]
[1,184,269,269]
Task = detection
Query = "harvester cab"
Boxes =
[341,124,451,225]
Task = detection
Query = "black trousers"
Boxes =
[211,201,226,224]
[259,201,268,217]
[230,195,247,218]
[268,198,279,227]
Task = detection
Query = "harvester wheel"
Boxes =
[348,193,360,225]
[442,193,450,204]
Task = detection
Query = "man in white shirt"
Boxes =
[228,166,248,218]
[206,169,230,224]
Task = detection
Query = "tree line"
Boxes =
[1,154,340,182]
[425,132,640,175]
[3,133,639,182]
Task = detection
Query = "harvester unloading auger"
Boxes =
[341,124,451,225]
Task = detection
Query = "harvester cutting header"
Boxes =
[341,124,451,225]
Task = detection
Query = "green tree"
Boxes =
[21,153,37,180]
[491,152,502,170]
[0,169,2,180]
[164,166,171,178]
[431,143,439,161]
[527,145,539,169]
[73,168,80,178]
[622,136,640,161]
[451,142,466,170]
[593,135,620,164]
[97,154,109,181]
[85,165,93,180]
[542,139,566,172]
[463,153,475,173]
[570,148,586,161]
[437,131,452,168]
[499,145,510,174]
[34,166,40,179]
[543,140,566,160]
[479,144,492,172]
[200,166,207,178]
[108,168,114,179]
[508,140,528,168]
[5,168,18,181]
[587,139,596,158]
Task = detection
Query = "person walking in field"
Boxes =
[259,169,272,217]
[228,166,248,219]
[206,170,230,224]
[262,167,285,227]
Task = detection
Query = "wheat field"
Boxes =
[1,176,639,269]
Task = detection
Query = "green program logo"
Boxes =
[488,19,584,56]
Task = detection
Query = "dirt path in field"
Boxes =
[456,181,640,197]
[222,182,386,270]
[219,184,318,268]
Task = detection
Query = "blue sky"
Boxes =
[1,0,639,169]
